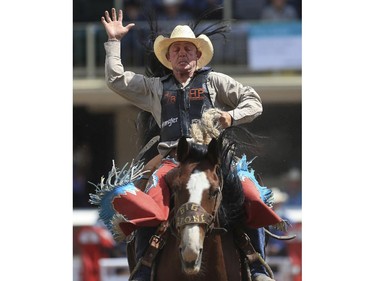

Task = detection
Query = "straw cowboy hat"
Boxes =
[153,25,214,70]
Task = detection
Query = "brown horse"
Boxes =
[126,135,252,281]
[156,136,249,281]
[91,119,288,280]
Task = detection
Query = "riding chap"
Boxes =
[100,7,284,281]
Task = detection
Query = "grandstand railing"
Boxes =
[73,20,301,78]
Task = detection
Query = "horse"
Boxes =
[122,122,269,281]
[90,110,289,280]
[150,135,250,281]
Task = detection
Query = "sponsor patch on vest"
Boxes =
[163,91,177,104]
[162,117,178,128]
[189,88,205,101]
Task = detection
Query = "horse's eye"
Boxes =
[209,188,219,198]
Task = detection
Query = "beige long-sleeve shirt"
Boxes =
[104,41,263,155]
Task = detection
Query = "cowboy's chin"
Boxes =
[178,60,196,69]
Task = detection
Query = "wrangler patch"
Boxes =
[162,117,178,128]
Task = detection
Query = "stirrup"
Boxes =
[234,228,275,280]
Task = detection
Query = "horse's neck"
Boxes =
[220,230,244,280]
[202,231,244,281]
[203,234,229,280]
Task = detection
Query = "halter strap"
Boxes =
[175,202,214,231]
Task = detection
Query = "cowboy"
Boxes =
[101,8,283,281]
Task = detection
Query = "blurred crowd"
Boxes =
[74,0,302,23]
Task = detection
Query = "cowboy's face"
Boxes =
[166,41,202,72]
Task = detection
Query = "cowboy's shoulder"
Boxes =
[123,73,163,89]
[208,71,236,84]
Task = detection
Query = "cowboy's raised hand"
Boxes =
[101,8,135,40]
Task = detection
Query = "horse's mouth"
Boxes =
[180,248,203,275]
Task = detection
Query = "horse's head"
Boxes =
[165,136,223,275]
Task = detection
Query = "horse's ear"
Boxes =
[207,138,220,165]
[177,136,189,163]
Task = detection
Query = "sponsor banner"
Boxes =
[247,21,302,71]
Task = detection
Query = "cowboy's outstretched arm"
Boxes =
[102,8,162,122]
[101,8,135,40]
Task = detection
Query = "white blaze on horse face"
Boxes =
[180,170,209,264]
[187,170,210,204]
[181,225,201,264]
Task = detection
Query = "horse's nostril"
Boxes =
[184,260,196,268]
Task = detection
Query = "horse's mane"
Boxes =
[188,109,267,228]
[183,141,210,163]
[217,125,267,228]
[135,111,160,163]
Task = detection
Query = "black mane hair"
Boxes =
[135,111,160,164]
[142,11,172,78]
[181,142,209,163]
[189,6,231,42]
[217,125,267,228]
[219,124,267,159]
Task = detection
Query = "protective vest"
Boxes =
[160,67,214,142]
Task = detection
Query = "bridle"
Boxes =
[172,166,224,237]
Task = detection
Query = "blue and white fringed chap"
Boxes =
[89,160,148,242]
[236,155,274,207]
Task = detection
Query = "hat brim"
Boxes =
[154,34,214,70]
